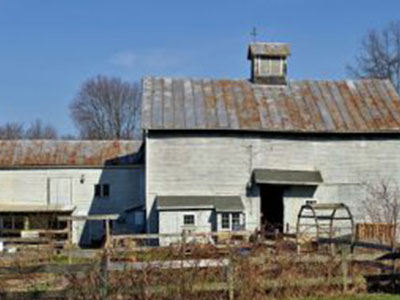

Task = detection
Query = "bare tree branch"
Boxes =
[347,21,400,93]
[25,119,58,139]
[70,75,141,140]
[362,179,400,246]
[0,122,24,139]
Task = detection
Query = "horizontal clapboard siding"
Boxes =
[146,134,400,233]
[0,167,145,243]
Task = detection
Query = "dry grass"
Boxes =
[62,243,366,300]
[0,240,375,300]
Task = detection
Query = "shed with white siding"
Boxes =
[0,140,145,246]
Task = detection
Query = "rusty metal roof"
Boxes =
[141,77,400,133]
[0,140,142,167]
[248,42,291,58]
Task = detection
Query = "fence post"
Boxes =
[226,260,234,300]
[340,246,349,292]
[100,250,110,300]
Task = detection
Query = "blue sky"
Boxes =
[0,0,399,136]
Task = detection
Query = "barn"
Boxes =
[141,41,400,240]
[0,140,145,245]
[2,40,400,247]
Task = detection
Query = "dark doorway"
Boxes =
[260,184,285,233]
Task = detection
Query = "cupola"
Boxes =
[248,42,291,85]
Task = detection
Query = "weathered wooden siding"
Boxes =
[146,134,400,233]
[159,210,214,245]
[0,166,145,244]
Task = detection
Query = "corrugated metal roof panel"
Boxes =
[0,140,142,167]
[142,77,400,133]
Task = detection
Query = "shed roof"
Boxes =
[253,169,323,185]
[0,140,142,167]
[0,204,75,213]
[142,77,400,133]
[157,196,244,212]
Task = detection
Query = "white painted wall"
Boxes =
[0,166,145,244]
[159,209,214,245]
[146,134,400,234]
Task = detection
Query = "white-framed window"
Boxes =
[221,213,230,229]
[95,184,110,198]
[258,57,285,76]
[232,213,241,230]
[183,214,195,226]
[220,213,243,231]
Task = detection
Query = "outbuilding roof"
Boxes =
[157,196,244,212]
[0,140,142,167]
[253,169,323,185]
[141,77,400,133]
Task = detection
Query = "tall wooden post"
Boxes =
[67,220,72,246]
[101,250,110,300]
[105,220,111,249]
[67,220,73,264]
[226,260,234,300]
[23,217,30,230]
[341,246,349,292]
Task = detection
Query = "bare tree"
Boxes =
[61,134,77,140]
[0,122,24,139]
[25,119,58,139]
[70,75,141,140]
[362,179,400,246]
[347,21,400,92]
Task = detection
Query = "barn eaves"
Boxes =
[157,196,244,212]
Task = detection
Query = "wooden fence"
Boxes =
[111,230,252,249]
[0,250,369,300]
[2,231,400,299]
[356,223,395,244]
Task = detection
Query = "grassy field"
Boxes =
[301,295,400,300]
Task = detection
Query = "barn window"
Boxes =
[183,214,195,226]
[221,213,243,231]
[2,217,13,229]
[258,58,283,76]
[95,184,101,197]
[232,213,240,230]
[103,184,110,197]
[94,184,110,198]
[221,213,230,229]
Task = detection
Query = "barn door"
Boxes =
[49,178,72,205]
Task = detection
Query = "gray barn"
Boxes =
[141,41,400,239]
[2,41,400,246]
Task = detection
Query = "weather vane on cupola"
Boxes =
[251,27,258,42]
